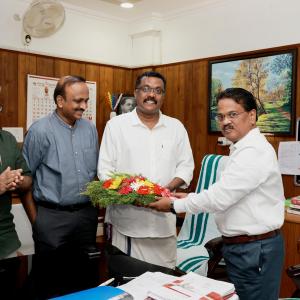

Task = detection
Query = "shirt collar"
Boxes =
[229,127,260,154]
[53,110,78,130]
[131,108,166,128]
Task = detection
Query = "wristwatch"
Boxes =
[170,200,176,215]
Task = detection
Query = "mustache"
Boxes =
[143,97,157,104]
[222,124,234,131]
[75,109,85,112]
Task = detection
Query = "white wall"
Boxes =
[1,0,300,67]
[159,0,300,65]
[0,0,131,67]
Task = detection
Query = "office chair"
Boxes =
[176,154,228,279]
[287,264,300,298]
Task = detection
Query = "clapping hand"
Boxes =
[0,167,24,195]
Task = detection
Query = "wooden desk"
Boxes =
[280,211,300,297]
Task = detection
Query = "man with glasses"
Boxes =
[98,71,194,268]
[150,88,284,300]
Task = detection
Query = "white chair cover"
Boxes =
[176,154,228,275]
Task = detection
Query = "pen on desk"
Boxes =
[99,277,115,286]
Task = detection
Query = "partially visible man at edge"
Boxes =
[22,75,99,299]
[98,71,194,269]
[149,87,284,300]
[0,129,32,299]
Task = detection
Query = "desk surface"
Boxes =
[285,211,300,224]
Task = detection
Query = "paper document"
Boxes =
[278,141,300,175]
[120,271,237,300]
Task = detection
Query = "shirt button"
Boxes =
[75,152,78,155]
[78,170,80,172]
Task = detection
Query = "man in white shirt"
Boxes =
[98,71,194,268]
[150,88,285,300]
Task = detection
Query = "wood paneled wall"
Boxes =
[1,45,300,197]
[0,50,133,144]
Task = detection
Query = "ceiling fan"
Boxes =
[23,0,65,38]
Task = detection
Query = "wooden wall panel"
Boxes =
[1,44,300,197]
[54,59,70,78]
[98,66,114,140]
[0,51,18,127]
[17,53,37,130]
[112,68,128,94]
[36,57,54,77]
[70,61,86,78]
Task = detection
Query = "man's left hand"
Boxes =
[149,196,172,212]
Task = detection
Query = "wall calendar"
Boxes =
[26,74,97,129]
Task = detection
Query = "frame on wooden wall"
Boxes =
[208,49,297,135]
[116,95,136,115]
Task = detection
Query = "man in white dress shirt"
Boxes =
[150,88,285,300]
[98,71,194,268]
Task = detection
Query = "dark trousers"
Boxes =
[24,205,99,300]
[222,233,284,300]
[0,257,21,300]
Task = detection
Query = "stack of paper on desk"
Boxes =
[120,271,237,300]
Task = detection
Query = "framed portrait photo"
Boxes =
[208,49,297,135]
[116,95,136,115]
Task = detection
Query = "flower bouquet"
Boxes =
[82,173,171,208]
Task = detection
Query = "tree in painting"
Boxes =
[210,52,294,133]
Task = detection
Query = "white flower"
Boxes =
[130,181,144,191]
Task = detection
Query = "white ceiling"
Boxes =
[61,0,221,21]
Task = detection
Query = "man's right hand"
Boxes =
[0,167,23,195]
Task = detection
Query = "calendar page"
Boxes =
[26,74,97,129]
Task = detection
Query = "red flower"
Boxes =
[102,179,113,189]
[153,184,164,195]
[137,186,150,195]
[122,177,135,185]
[118,186,133,195]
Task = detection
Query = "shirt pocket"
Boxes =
[159,140,176,162]
[83,148,98,175]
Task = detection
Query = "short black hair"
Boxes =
[135,71,166,90]
[216,88,258,120]
[53,75,86,104]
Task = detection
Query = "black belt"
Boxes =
[222,229,280,244]
[36,201,91,212]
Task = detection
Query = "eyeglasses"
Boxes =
[215,111,247,122]
[136,86,165,95]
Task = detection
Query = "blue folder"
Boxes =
[50,286,132,300]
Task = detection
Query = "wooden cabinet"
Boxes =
[280,212,300,297]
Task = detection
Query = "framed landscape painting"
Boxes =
[208,49,297,134]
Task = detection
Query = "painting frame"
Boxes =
[208,49,297,135]
[116,94,136,115]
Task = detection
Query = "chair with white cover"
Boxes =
[176,154,228,277]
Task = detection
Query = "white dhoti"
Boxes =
[112,226,177,269]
